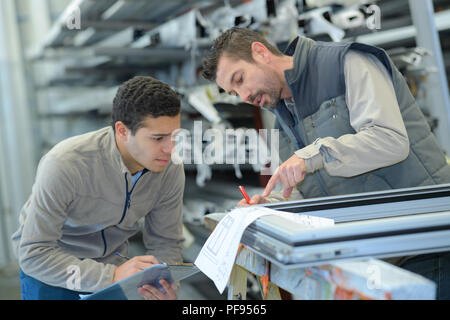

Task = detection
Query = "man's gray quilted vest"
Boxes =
[272,37,450,198]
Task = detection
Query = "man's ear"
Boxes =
[251,42,270,63]
[115,121,129,141]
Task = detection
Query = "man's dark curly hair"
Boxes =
[201,27,283,82]
[111,76,180,135]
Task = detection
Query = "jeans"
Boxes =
[19,269,90,300]
[400,251,450,300]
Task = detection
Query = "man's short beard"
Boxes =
[263,88,282,109]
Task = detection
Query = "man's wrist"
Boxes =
[294,142,324,173]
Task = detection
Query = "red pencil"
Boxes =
[238,185,251,204]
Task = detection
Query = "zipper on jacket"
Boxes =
[118,170,147,224]
[101,170,148,257]
[282,93,328,196]
[101,230,107,256]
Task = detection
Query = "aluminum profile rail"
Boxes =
[262,183,450,223]
[241,210,450,268]
[205,184,450,268]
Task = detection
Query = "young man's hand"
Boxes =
[113,255,159,283]
[113,255,177,300]
[138,280,178,300]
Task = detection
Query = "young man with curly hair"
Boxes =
[12,76,184,300]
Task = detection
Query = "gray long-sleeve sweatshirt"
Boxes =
[11,127,185,293]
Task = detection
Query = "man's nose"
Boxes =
[236,88,252,103]
[162,138,174,154]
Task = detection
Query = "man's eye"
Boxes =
[152,137,163,141]
[237,75,243,84]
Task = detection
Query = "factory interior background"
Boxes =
[0,0,449,300]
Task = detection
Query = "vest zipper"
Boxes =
[296,111,329,196]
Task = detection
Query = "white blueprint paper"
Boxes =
[271,210,335,228]
[195,206,334,293]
